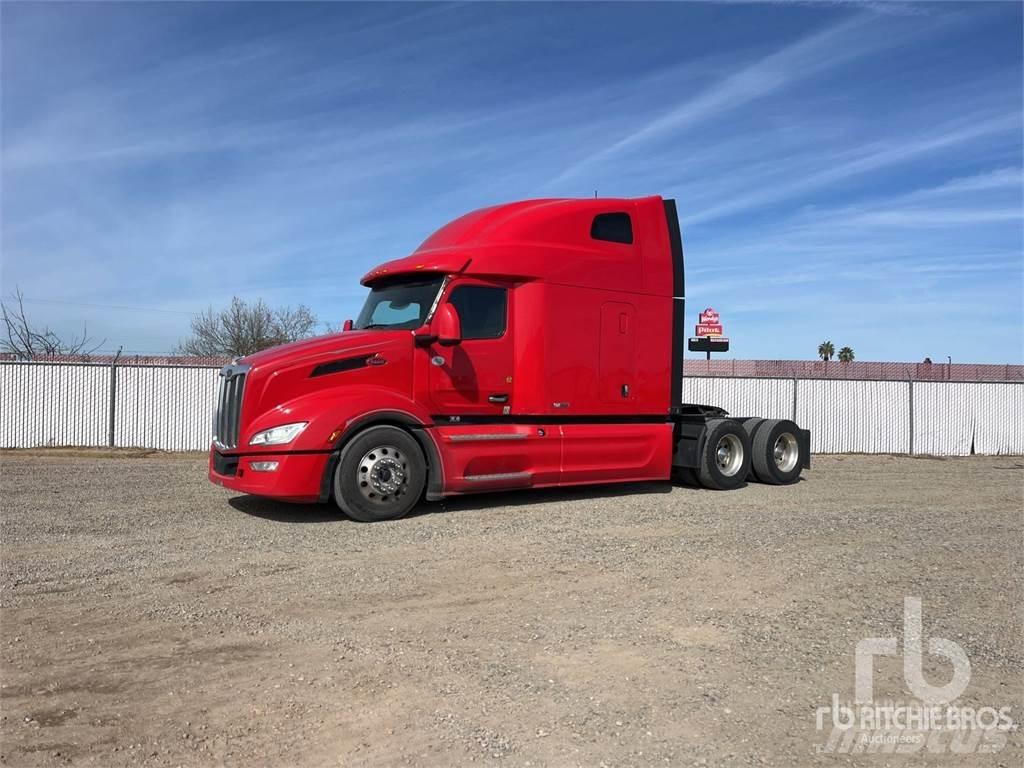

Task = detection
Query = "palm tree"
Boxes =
[838,346,855,363]
[817,340,835,361]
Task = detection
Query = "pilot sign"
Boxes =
[689,307,729,357]
[695,307,723,337]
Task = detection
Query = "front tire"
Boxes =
[333,426,426,522]
[697,418,751,490]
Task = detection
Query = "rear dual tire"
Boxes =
[750,419,803,485]
[697,418,752,490]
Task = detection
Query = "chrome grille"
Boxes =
[214,364,248,449]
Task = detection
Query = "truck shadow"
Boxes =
[228,480,690,524]
[228,496,347,523]
[426,481,673,516]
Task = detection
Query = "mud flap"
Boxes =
[800,429,812,469]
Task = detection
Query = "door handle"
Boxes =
[488,393,509,404]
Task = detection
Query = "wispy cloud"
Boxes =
[683,112,1021,225]
[546,12,938,187]
[682,158,1022,360]
[1,2,1020,361]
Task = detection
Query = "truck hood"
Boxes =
[240,330,408,370]
[235,329,418,446]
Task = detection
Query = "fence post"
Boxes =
[792,377,798,422]
[908,379,914,456]
[107,348,122,448]
[108,365,117,447]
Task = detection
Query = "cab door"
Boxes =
[427,280,514,416]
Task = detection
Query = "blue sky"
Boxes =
[2,1,1022,362]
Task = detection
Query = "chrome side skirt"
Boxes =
[447,433,529,443]
[463,471,532,483]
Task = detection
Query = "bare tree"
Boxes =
[1,287,105,360]
[178,296,319,357]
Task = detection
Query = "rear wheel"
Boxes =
[333,426,426,522]
[697,419,751,490]
[741,418,764,479]
[741,417,765,439]
[751,419,803,485]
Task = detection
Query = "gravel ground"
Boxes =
[1,453,1021,767]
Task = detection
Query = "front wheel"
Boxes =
[333,426,426,522]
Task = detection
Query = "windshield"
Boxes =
[355,275,445,330]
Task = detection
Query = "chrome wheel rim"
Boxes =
[356,445,408,504]
[715,433,743,477]
[774,432,799,473]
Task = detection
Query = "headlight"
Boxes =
[249,422,308,446]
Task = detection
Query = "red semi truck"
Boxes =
[209,196,809,521]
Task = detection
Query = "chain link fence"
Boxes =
[683,359,1024,381]
[1,361,1021,455]
[6,354,1021,382]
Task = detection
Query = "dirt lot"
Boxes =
[1,453,1021,767]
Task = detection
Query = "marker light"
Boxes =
[249,461,279,472]
[249,422,308,446]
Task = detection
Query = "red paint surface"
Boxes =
[210,196,681,502]
[209,450,328,503]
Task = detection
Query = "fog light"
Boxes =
[249,460,279,472]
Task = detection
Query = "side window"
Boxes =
[448,285,507,340]
[591,212,633,244]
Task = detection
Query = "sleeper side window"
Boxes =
[447,285,507,340]
[591,212,633,244]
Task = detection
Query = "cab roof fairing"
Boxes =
[360,196,664,287]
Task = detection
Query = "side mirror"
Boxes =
[413,325,434,346]
[342,319,353,332]
[434,303,462,346]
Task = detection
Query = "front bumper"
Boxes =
[208,448,330,503]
